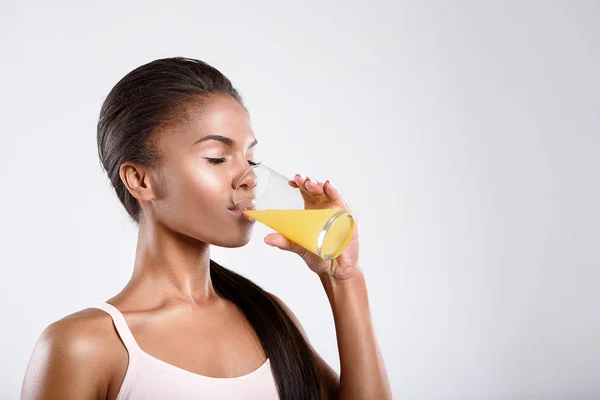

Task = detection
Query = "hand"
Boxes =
[264,174,360,281]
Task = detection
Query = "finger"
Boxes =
[294,174,325,195]
[264,233,307,256]
[294,174,318,203]
[305,177,325,195]
[294,174,307,187]
[325,180,352,212]
[324,180,340,201]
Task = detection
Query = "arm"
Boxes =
[264,175,392,399]
[319,268,392,400]
[21,319,108,400]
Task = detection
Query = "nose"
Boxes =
[233,164,258,193]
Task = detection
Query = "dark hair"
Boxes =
[96,57,322,399]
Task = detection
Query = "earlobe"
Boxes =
[119,162,156,202]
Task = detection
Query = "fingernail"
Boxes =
[327,180,336,190]
[308,178,318,184]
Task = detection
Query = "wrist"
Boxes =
[319,266,366,291]
[319,260,363,282]
[319,266,369,313]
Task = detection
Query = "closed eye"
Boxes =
[206,158,262,167]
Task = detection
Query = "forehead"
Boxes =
[157,94,256,152]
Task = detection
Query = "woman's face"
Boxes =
[147,93,259,247]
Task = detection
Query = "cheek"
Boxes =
[190,172,222,198]
[155,159,231,228]
[178,164,229,208]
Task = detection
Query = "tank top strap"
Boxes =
[90,302,141,354]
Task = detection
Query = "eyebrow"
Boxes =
[193,134,258,149]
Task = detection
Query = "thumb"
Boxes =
[264,233,307,257]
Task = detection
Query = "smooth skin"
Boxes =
[21,94,391,400]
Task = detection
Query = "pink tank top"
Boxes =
[91,302,280,400]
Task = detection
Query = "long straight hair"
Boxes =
[96,57,321,399]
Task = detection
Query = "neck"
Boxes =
[126,217,218,306]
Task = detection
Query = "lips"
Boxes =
[228,205,256,222]
[229,198,257,212]
[228,198,257,222]
[228,204,255,212]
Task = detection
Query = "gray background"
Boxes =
[1,1,599,399]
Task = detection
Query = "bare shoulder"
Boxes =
[21,307,124,400]
[46,307,115,341]
[266,291,340,399]
[39,307,121,362]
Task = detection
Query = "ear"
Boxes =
[119,161,157,202]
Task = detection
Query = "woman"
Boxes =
[21,57,391,400]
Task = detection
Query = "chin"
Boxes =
[212,231,253,248]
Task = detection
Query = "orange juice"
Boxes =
[244,207,354,260]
